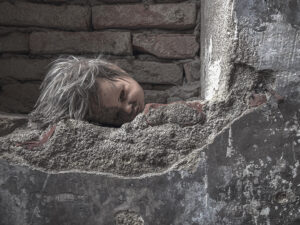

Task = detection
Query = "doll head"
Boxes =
[33,56,144,126]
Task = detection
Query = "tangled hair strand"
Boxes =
[31,55,127,125]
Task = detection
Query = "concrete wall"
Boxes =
[0,0,300,224]
[200,0,236,101]
[0,0,201,113]
[200,0,300,102]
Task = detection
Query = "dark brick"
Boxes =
[90,0,140,4]
[0,57,51,81]
[114,59,183,85]
[92,3,196,29]
[141,83,174,91]
[0,2,90,30]
[30,31,132,55]
[183,59,200,82]
[133,33,199,59]
[23,0,140,3]
[0,83,40,113]
[0,32,28,53]
[155,0,186,2]
[144,90,168,104]
[167,81,200,102]
[20,0,89,4]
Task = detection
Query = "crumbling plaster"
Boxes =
[0,0,300,224]
[200,0,237,101]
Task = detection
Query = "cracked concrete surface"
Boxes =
[0,0,300,224]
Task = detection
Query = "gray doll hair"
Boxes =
[31,55,127,125]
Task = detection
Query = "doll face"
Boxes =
[93,76,145,126]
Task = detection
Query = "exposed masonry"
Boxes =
[0,0,201,114]
[0,0,299,224]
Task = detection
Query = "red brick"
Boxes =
[0,57,51,81]
[0,2,90,30]
[92,3,196,29]
[114,60,183,85]
[133,33,199,59]
[0,32,28,53]
[30,31,132,55]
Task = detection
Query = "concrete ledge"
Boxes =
[0,102,299,224]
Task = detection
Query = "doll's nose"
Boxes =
[123,104,132,115]
[122,101,135,115]
[124,100,140,116]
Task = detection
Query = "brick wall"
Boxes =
[0,0,200,114]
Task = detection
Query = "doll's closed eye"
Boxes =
[119,89,126,102]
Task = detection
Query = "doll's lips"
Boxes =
[132,105,139,118]
[134,103,144,117]
[129,103,144,122]
[138,102,145,113]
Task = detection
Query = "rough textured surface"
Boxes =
[0,57,51,82]
[235,1,300,72]
[0,32,28,53]
[115,211,144,225]
[155,0,186,2]
[0,99,299,224]
[133,34,199,59]
[115,59,183,85]
[0,50,272,175]
[30,32,132,55]
[92,3,197,29]
[167,81,201,102]
[0,113,28,137]
[0,83,40,113]
[0,102,206,175]
[144,90,167,104]
[0,0,200,113]
[184,59,201,82]
[94,0,140,2]
[200,0,235,100]
[22,0,141,3]
[1,0,300,224]
[0,57,50,113]
[0,2,90,30]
